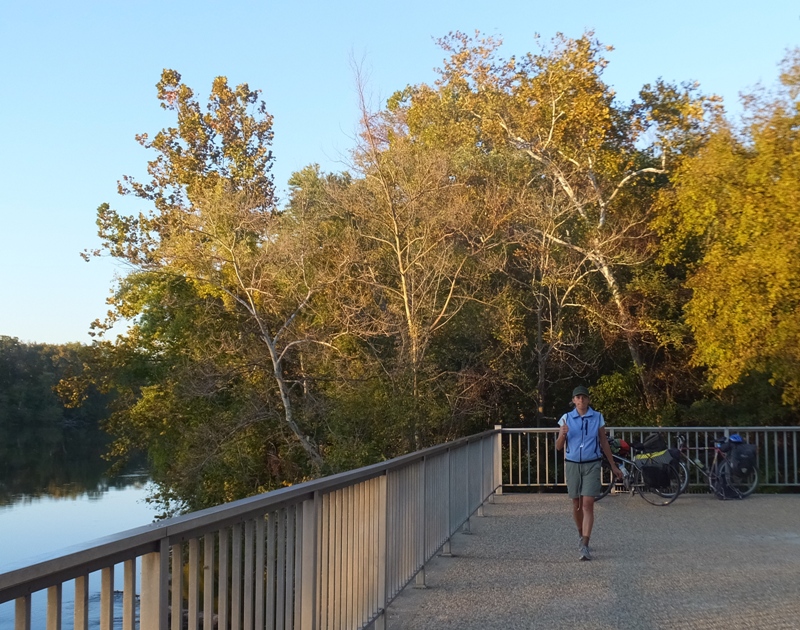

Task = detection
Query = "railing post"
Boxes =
[15,595,31,630]
[122,560,135,630]
[462,443,471,535]
[413,458,427,589]
[140,540,169,630]
[100,567,113,630]
[46,584,61,630]
[440,447,453,557]
[188,538,201,630]
[74,575,89,630]
[171,542,183,630]
[374,473,388,630]
[206,534,218,630]
[299,492,319,630]
[477,438,485,516]
[243,522,254,630]
[494,425,503,497]
[447,446,453,538]
[475,440,486,517]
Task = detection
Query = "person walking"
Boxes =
[556,385,621,561]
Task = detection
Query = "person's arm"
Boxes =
[556,417,568,451]
[598,424,623,478]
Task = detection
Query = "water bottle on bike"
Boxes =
[617,462,631,490]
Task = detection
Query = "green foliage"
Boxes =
[0,337,116,500]
[589,367,652,426]
[680,372,793,427]
[81,71,342,512]
[659,49,800,406]
[62,41,800,514]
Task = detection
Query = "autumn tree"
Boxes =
[66,37,798,510]
[324,85,500,449]
[508,197,608,420]
[658,49,800,407]
[80,70,347,510]
[387,31,717,413]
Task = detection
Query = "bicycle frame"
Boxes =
[676,434,723,487]
[599,447,682,506]
[675,434,759,498]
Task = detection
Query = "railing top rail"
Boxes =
[500,426,799,433]
[0,524,164,599]
[1,428,499,600]
[603,426,800,431]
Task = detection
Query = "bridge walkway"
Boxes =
[385,493,800,630]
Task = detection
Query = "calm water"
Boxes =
[0,476,156,569]
[0,476,158,629]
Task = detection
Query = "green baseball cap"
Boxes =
[572,385,590,397]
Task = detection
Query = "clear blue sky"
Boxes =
[1,1,798,344]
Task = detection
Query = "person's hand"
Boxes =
[612,465,623,480]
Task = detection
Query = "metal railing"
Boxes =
[501,426,800,490]
[0,429,501,630]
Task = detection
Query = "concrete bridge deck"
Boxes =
[385,493,800,630]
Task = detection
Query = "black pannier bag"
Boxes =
[641,464,671,489]
[728,443,757,477]
[634,449,676,489]
[633,432,667,453]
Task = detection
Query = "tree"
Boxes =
[0,338,114,499]
[392,31,720,412]
[325,84,497,449]
[508,199,607,420]
[82,70,347,510]
[658,49,800,406]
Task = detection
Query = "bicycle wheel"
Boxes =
[660,460,689,496]
[634,464,682,506]
[677,460,690,494]
[719,460,759,498]
[709,462,728,499]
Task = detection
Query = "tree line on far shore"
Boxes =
[43,33,800,514]
[0,336,123,501]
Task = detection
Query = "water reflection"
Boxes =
[0,417,154,564]
[0,471,149,508]
[0,476,155,567]
[0,478,157,630]
[0,426,147,506]
[0,425,157,629]
[0,338,160,627]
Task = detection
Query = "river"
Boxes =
[0,474,158,629]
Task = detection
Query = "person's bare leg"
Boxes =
[580,496,595,546]
[572,497,583,538]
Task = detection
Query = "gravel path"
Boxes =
[384,493,800,630]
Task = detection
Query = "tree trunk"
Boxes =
[263,335,323,467]
[590,251,656,410]
[535,289,547,427]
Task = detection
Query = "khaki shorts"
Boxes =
[565,460,602,499]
